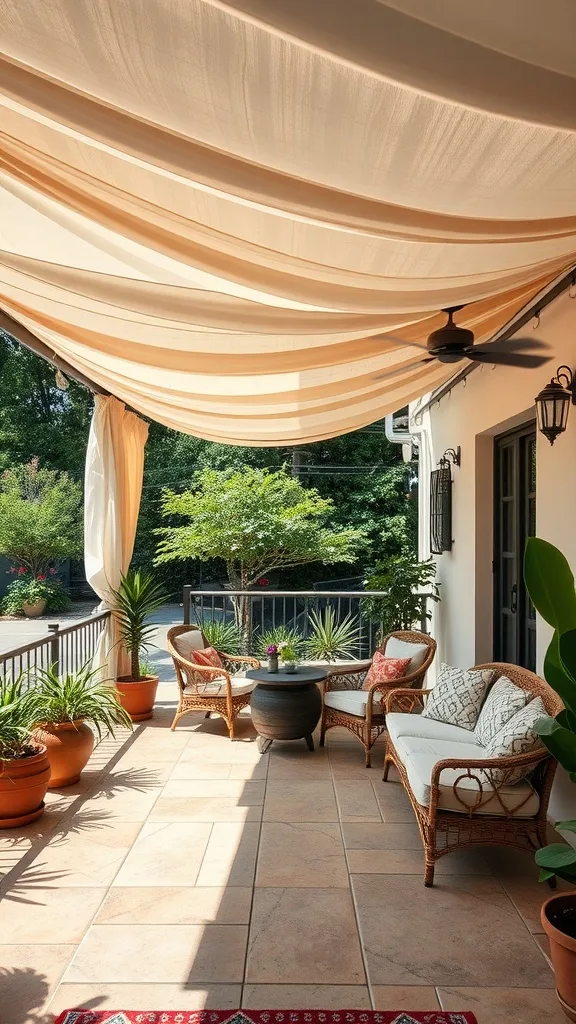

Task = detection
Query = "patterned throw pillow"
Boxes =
[474,675,527,747]
[362,652,411,690]
[484,696,547,784]
[421,663,496,730]
[193,646,223,669]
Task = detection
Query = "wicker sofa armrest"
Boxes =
[384,688,432,713]
[325,661,371,691]
[428,748,551,818]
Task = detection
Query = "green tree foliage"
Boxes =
[0,459,83,574]
[156,466,365,588]
[363,554,439,639]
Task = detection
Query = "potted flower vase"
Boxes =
[542,894,576,1021]
[0,747,51,827]
[116,674,160,722]
[33,721,95,787]
[22,599,47,618]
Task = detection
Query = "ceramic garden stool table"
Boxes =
[246,665,327,753]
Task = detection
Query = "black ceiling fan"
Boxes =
[373,305,550,381]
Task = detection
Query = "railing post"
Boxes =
[48,623,60,673]
[183,585,191,625]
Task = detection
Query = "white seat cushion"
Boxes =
[386,636,429,674]
[386,712,479,748]
[184,674,255,698]
[394,733,540,818]
[173,628,205,661]
[324,688,383,718]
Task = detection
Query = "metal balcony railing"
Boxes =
[0,611,110,682]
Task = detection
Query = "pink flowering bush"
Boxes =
[2,567,71,615]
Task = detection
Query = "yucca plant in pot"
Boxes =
[0,676,51,828]
[113,570,166,721]
[305,606,361,663]
[524,537,576,1021]
[31,664,132,787]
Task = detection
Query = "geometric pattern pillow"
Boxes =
[421,663,496,731]
[474,675,528,747]
[362,653,411,689]
[484,696,547,784]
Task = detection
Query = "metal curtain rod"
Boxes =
[0,309,110,396]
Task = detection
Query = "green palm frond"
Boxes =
[32,663,132,739]
[0,674,43,759]
[304,607,360,662]
[112,570,166,681]
[195,618,242,655]
[253,625,305,659]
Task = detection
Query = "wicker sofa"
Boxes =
[382,662,562,886]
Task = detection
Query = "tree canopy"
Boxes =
[0,459,83,573]
[155,466,365,587]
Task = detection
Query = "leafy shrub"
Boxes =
[196,618,242,655]
[253,625,305,659]
[0,459,82,574]
[304,607,360,662]
[363,554,439,640]
[32,663,132,738]
[2,567,71,615]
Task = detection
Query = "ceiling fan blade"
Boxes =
[370,331,430,351]
[372,356,434,381]
[473,336,550,356]
[467,350,551,368]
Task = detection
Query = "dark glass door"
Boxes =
[493,425,536,670]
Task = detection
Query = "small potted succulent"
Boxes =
[266,644,279,673]
[0,676,51,827]
[32,664,132,787]
[113,570,166,721]
[278,640,298,674]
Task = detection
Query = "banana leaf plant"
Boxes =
[524,537,576,883]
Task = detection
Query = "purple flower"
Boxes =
[266,644,278,656]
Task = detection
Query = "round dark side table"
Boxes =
[246,665,327,753]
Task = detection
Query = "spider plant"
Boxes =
[32,664,132,738]
[112,570,166,681]
[253,625,305,659]
[195,617,242,655]
[0,675,42,761]
[304,607,361,662]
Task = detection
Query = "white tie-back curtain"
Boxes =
[1,0,576,443]
[84,395,149,680]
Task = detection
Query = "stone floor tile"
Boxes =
[49,982,242,1012]
[256,822,348,887]
[196,822,260,886]
[438,986,568,1023]
[113,822,212,886]
[0,885,105,943]
[352,873,554,988]
[64,923,248,984]
[263,781,338,822]
[372,987,441,1010]
[77,783,163,822]
[229,762,269,780]
[169,763,234,780]
[0,943,75,1024]
[348,848,491,875]
[149,796,263,822]
[342,822,422,850]
[372,780,418,822]
[162,779,265,803]
[267,752,331,780]
[483,847,570,933]
[246,888,364,985]
[96,886,252,924]
[242,985,371,1009]
[26,822,142,888]
[334,780,382,821]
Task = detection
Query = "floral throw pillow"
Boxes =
[474,675,527,747]
[362,652,411,690]
[193,646,223,669]
[421,663,496,730]
[484,696,546,784]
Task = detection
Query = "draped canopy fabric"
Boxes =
[1,1,576,444]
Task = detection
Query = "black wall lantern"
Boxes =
[535,365,576,445]
[430,447,460,555]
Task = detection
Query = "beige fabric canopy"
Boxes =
[1,0,576,444]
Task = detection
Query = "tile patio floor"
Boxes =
[0,680,567,1024]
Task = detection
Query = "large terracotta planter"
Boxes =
[22,598,46,618]
[33,720,95,788]
[542,893,576,1021]
[116,674,159,722]
[0,746,51,827]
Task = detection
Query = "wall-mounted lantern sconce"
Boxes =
[535,366,576,445]
[430,447,460,554]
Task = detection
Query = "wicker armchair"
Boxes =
[167,625,260,736]
[319,630,437,766]
[382,662,563,886]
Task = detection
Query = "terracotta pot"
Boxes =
[116,674,159,722]
[33,720,95,788]
[542,893,576,1021]
[22,598,47,618]
[0,746,50,827]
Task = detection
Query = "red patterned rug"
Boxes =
[54,1011,477,1024]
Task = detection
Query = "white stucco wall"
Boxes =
[412,287,576,821]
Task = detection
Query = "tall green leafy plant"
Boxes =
[524,537,576,883]
[0,459,82,575]
[112,571,166,681]
[305,607,361,662]
[0,676,42,760]
[195,618,242,655]
[32,664,132,737]
[363,554,439,641]
[253,625,305,659]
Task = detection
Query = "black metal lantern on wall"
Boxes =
[430,447,460,555]
[535,365,576,445]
